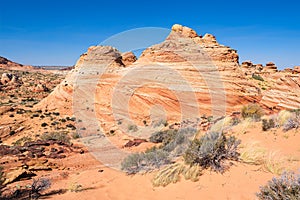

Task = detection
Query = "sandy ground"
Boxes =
[44,123,300,200]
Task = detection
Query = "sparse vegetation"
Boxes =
[256,171,300,200]
[40,132,71,144]
[12,136,32,146]
[184,132,240,173]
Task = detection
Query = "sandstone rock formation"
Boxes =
[37,24,300,130]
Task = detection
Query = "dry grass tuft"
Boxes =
[152,162,202,187]
[240,142,266,165]
[152,163,184,187]
[182,164,202,182]
[277,110,293,126]
[263,151,285,175]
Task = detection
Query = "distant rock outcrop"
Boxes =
[0,56,33,71]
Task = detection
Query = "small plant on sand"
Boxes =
[256,171,300,200]
[184,132,240,173]
[69,182,83,192]
[241,103,264,121]
[30,178,51,199]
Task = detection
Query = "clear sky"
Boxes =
[0,0,299,69]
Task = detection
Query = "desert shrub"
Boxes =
[283,117,299,132]
[262,118,275,131]
[69,182,83,192]
[252,74,264,81]
[127,124,138,132]
[256,171,300,200]
[30,178,51,199]
[241,103,264,121]
[231,117,241,126]
[40,132,71,144]
[152,119,168,128]
[184,132,240,173]
[162,128,196,155]
[149,129,178,144]
[41,122,48,127]
[149,128,196,156]
[121,149,170,174]
[72,132,81,139]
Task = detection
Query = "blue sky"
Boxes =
[0,0,299,69]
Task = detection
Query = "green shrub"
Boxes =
[256,171,300,200]
[241,104,264,121]
[252,74,264,81]
[40,132,71,144]
[184,132,240,173]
